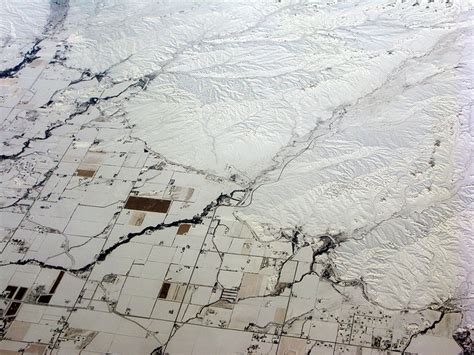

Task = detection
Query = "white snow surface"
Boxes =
[0,0,50,69]
[59,0,473,310]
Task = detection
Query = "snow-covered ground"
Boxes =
[61,0,473,310]
[0,0,50,70]
[0,0,472,353]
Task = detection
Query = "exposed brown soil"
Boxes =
[124,196,171,213]
[76,169,95,177]
[176,224,191,235]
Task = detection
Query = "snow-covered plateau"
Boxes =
[0,0,473,353]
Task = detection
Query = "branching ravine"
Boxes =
[0,0,69,79]
[0,40,42,79]
[1,22,258,211]
[149,228,344,354]
[401,308,459,353]
[1,3,469,354]
[150,217,460,354]
[0,189,243,274]
[235,28,463,210]
[0,75,144,161]
[0,60,156,211]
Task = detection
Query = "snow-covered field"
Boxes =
[0,0,472,353]
[62,0,473,310]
